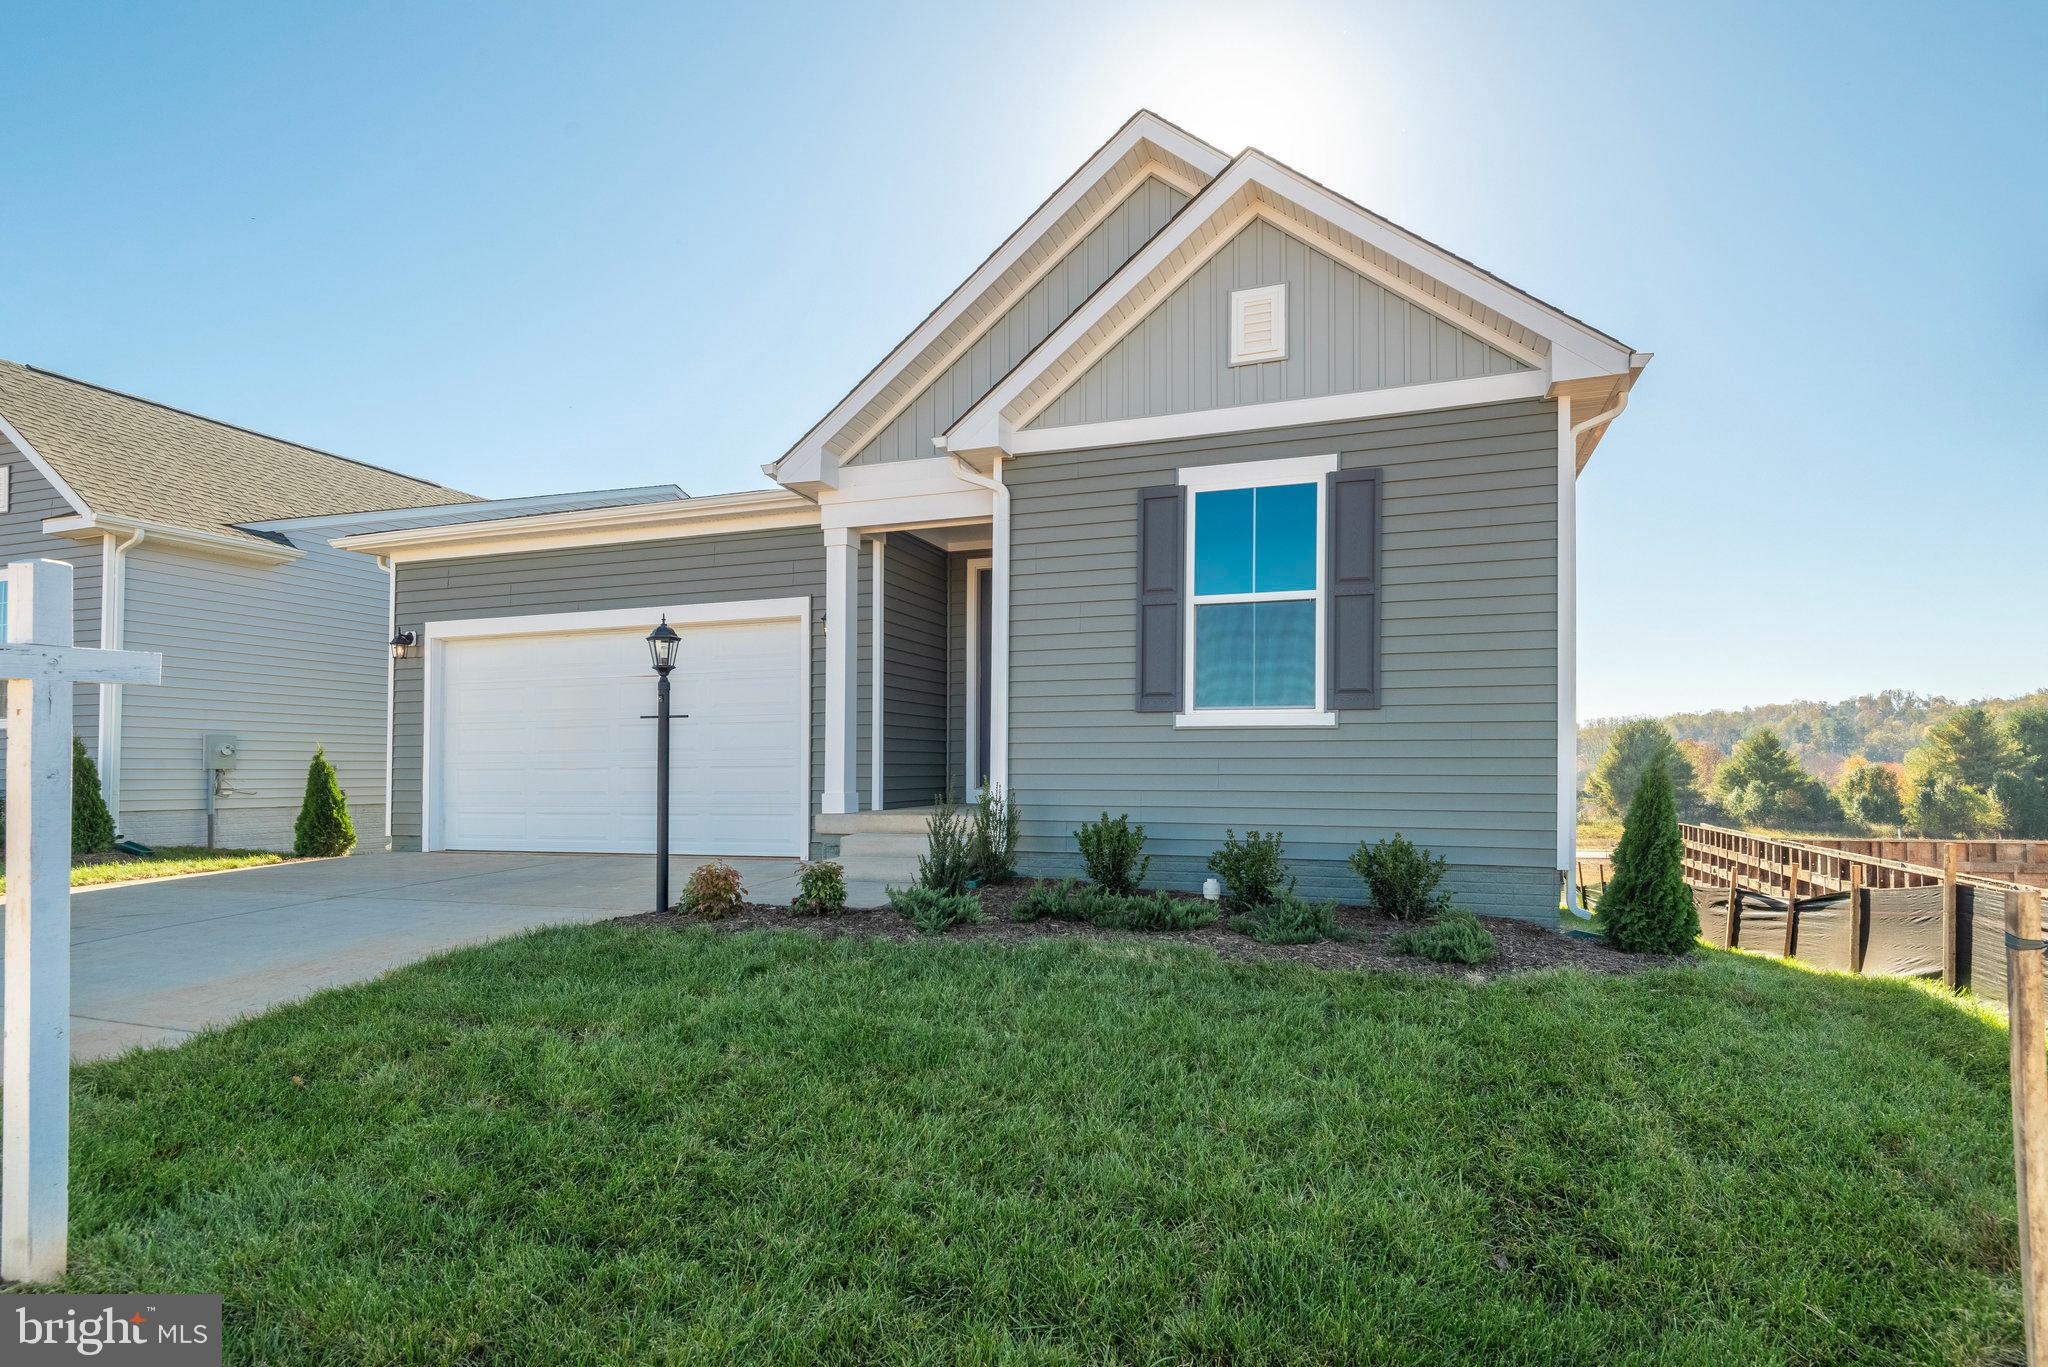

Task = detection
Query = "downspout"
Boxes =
[947,453,1009,797]
[97,526,146,836]
[1556,386,1628,919]
[380,554,396,845]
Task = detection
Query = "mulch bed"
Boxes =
[615,879,1678,979]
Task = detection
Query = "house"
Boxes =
[0,359,685,848]
[334,112,1648,917]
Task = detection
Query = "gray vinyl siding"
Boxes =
[881,534,947,807]
[1004,397,1560,921]
[119,537,390,848]
[0,435,101,769]
[1028,219,1529,430]
[849,177,1189,466]
[389,527,840,855]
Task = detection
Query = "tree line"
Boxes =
[1584,704,2048,839]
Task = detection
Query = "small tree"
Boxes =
[72,737,115,855]
[1586,719,1701,820]
[1835,758,1905,829]
[293,746,356,858]
[1600,761,1698,954]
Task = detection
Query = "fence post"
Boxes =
[1848,864,1866,976]
[1944,843,1961,991]
[1783,857,1799,959]
[2007,887,2048,1364]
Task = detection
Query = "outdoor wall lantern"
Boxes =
[645,617,686,913]
[389,629,418,661]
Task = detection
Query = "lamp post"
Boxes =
[646,617,682,912]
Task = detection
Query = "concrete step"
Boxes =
[815,807,940,837]
[838,831,929,858]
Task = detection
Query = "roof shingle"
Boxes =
[0,362,478,541]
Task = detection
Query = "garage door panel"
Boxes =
[434,617,805,856]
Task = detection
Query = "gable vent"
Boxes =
[1229,284,1287,366]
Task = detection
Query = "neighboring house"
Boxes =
[0,358,684,848]
[336,111,1648,917]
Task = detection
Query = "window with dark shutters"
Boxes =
[1134,484,1184,712]
[1325,467,1382,710]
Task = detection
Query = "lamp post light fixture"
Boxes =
[645,617,685,912]
[389,629,418,661]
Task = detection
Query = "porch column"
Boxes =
[822,527,861,814]
[1555,397,1577,898]
[988,471,1010,796]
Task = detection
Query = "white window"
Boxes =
[1228,284,1287,366]
[1178,452,1337,727]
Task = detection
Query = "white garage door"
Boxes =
[433,615,807,856]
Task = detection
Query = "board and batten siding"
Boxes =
[0,435,101,766]
[119,536,390,848]
[881,533,948,808]
[849,177,1189,466]
[1028,219,1529,430]
[1005,397,1560,919]
[390,526,852,856]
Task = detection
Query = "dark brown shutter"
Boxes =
[1326,467,1381,710]
[1135,484,1184,712]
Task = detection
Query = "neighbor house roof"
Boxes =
[0,361,479,545]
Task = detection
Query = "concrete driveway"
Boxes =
[8,851,807,1061]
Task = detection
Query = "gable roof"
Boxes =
[942,147,1646,462]
[0,361,479,545]
[768,111,1229,488]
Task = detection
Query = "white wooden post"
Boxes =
[821,528,861,815]
[0,559,161,1283]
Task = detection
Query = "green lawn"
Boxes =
[35,924,2023,1363]
[0,846,289,894]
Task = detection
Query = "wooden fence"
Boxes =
[1581,823,2030,995]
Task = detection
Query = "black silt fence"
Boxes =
[1693,883,2016,995]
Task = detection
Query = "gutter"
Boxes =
[44,512,301,565]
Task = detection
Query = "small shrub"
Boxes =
[72,737,116,855]
[680,860,746,919]
[291,746,354,859]
[1389,907,1497,965]
[1348,833,1451,921]
[1075,812,1150,895]
[887,884,984,935]
[1089,888,1216,933]
[918,805,975,894]
[1011,879,1087,922]
[1602,762,1699,954]
[967,785,1020,884]
[1229,891,1339,945]
[1206,829,1294,911]
[790,860,846,917]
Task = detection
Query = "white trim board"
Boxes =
[1011,372,1549,456]
[334,493,818,563]
[419,597,811,856]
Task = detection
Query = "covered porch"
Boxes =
[817,458,1004,820]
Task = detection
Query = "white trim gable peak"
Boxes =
[768,111,1230,490]
[938,146,1645,463]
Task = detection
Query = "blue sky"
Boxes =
[6,1,2043,719]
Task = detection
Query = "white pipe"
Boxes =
[870,536,885,811]
[380,554,396,844]
[948,454,1009,797]
[96,526,145,836]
